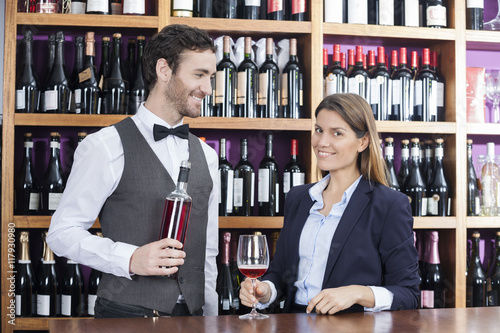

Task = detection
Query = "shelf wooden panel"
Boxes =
[15,317,93,331]
[466,123,500,136]
[218,216,283,229]
[16,13,159,28]
[13,216,100,229]
[467,217,500,229]
[466,30,500,51]
[413,216,457,229]
[375,121,456,134]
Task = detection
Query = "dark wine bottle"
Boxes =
[217,232,238,315]
[61,260,85,317]
[236,37,257,118]
[289,0,306,21]
[281,38,303,119]
[70,36,85,113]
[129,35,148,115]
[466,0,483,30]
[41,132,65,215]
[347,45,369,102]
[370,46,392,121]
[15,133,41,215]
[404,138,427,216]
[389,49,398,76]
[425,0,447,28]
[368,0,379,24]
[15,231,36,317]
[172,0,193,16]
[467,139,480,216]
[422,140,434,187]
[44,31,71,114]
[98,36,111,92]
[121,38,136,95]
[87,232,103,317]
[421,231,445,308]
[384,137,400,191]
[214,36,236,118]
[391,47,414,122]
[215,0,238,18]
[258,134,279,216]
[430,51,445,121]
[467,231,486,307]
[45,34,56,84]
[37,233,59,317]
[243,0,259,19]
[219,138,234,216]
[198,0,213,17]
[76,31,101,115]
[323,48,328,81]
[16,29,40,113]
[325,44,347,97]
[397,139,410,189]
[415,48,438,122]
[103,33,128,114]
[283,139,305,199]
[488,232,500,307]
[257,38,279,118]
[233,139,255,216]
[394,0,404,26]
[86,0,110,14]
[427,138,449,216]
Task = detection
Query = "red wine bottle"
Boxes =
[391,47,414,121]
[466,0,483,30]
[44,31,71,114]
[15,231,36,317]
[258,134,280,216]
[16,29,40,113]
[384,137,400,191]
[397,139,410,189]
[215,36,236,118]
[325,44,347,97]
[283,139,305,199]
[42,132,65,215]
[76,32,101,115]
[61,259,85,317]
[281,38,303,119]
[87,232,103,316]
[289,0,306,21]
[217,232,238,315]
[430,51,445,121]
[36,0,60,13]
[233,139,255,216]
[243,0,260,19]
[367,50,376,72]
[37,233,59,317]
[236,37,257,118]
[390,49,398,76]
[415,48,438,122]
[219,138,234,216]
[421,231,445,308]
[86,0,110,14]
[323,48,328,80]
[427,138,449,216]
[15,133,41,215]
[467,139,480,216]
[347,45,369,101]
[257,38,279,118]
[370,46,391,121]
[410,50,419,80]
[129,36,148,115]
[267,0,284,20]
[103,33,128,114]
[488,232,500,306]
[404,138,427,216]
[467,231,486,307]
[70,36,85,113]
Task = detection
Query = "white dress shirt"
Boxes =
[47,104,219,316]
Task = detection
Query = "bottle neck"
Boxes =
[428,238,440,264]
[43,245,55,262]
[222,237,230,265]
[75,44,84,71]
[219,140,227,160]
[266,140,273,158]
[19,233,31,261]
[240,143,248,161]
[50,139,60,158]
[384,145,394,161]
[472,238,481,263]
[24,40,34,67]
[54,40,65,66]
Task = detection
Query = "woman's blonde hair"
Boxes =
[315,93,388,186]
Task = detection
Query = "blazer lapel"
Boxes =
[322,179,373,287]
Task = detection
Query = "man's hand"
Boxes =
[129,238,186,276]
[239,278,271,307]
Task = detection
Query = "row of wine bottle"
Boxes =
[384,136,449,217]
[416,230,445,308]
[18,0,146,15]
[202,36,304,119]
[324,45,445,122]
[218,136,305,217]
[15,231,102,317]
[16,29,149,115]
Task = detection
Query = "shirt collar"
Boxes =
[134,103,186,142]
[309,174,362,206]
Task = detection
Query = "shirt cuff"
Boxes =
[255,280,277,309]
[114,242,139,279]
[364,286,394,312]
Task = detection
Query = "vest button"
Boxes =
[179,277,184,284]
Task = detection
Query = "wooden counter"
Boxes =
[49,308,500,333]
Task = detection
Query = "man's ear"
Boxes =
[156,58,172,84]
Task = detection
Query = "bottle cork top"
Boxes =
[411,137,420,143]
[266,38,274,55]
[472,231,480,238]
[223,35,231,54]
[402,139,409,145]
[24,132,33,138]
[435,138,444,144]
[102,36,111,42]
[467,139,473,144]
[50,132,61,137]
[137,35,146,41]
[78,131,87,137]
[113,33,122,38]
[289,38,297,56]
[385,137,394,143]
[244,36,252,54]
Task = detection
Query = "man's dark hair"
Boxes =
[143,24,215,90]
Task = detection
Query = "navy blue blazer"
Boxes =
[265,177,420,313]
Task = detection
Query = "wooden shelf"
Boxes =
[14,317,93,331]
[467,217,500,229]
[466,30,500,51]
[413,216,457,229]
[13,216,100,229]
[16,13,159,28]
[466,123,500,136]
[376,121,456,134]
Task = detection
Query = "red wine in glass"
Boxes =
[238,265,268,279]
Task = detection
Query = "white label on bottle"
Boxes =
[475,196,480,215]
[293,172,305,187]
[427,194,439,215]
[276,183,280,213]
[173,0,193,11]
[421,290,435,308]
[405,0,419,27]
[87,0,109,13]
[258,168,270,202]
[348,0,368,24]
[44,90,58,110]
[37,295,51,316]
[226,170,234,213]
[215,71,226,105]
[88,294,97,315]
[29,193,40,210]
[218,170,222,204]
[49,193,63,211]
[61,295,72,316]
[385,146,394,157]
[281,73,288,106]
[427,6,446,27]
[437,82,444,107]
[50,141,60,149]
[233,178,243,207]
[326,74,337,96]
[74,88,82,114]
[415,80,423,106]
[246,0,260,6]
[123,0,145,14]
[467,0,484,8]
[24,141,33,148]
[251,172,255,207]
[370,78,380,104]
[348,77,359,95]
[71,2,87,14]
[421,197,428,216]
[379,0,394,25]
[283,172,291,194]
[401,148,409,159]
[16,90,26,109]
[258,72,268,105]
[392,80,400,105]
[237,71,247,104]
[15,295,21,316]
[411,147,419,157]
[222,299,230,310]
[324,0,343,23]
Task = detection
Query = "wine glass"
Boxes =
[485,70,500,124]
[237,234,270,319]
[484,0,500,31]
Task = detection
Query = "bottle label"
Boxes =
[246,0,260,5]
[173,0,193,12]
[79,68,93,83]
[215,70,227,105]
[87,0,108,13]
[404,0,419,27]
[50,141,61,149]
[370,78,379,104]
[324,0,343,23]
[226,170,234,213]
[29,193,40,210]
[385,146,394,157]
[37,295,51,316]
[61,295,72,316]
[74,88,82,114]
[44,90,58,110]
[392,80,400,105]
[283,172,291,193]
[379,0,394,25]
[123,0,145,14]
[421,197,428,216]
[111,2,123,14]
[427,194,439,215]
[88,294,97,315]
[268,0,283,13]
[467,0,484,8]
[222,299,230,310]
[15,295,21,316]
[293,172,305,187]
[237,71,248,103]
[292,0,306,14]
[421,290,435,308]
[15,90,25,109]
[251,172,255,207]
[49,193,63,211]
[258,72,268,105]
[348,0,368,24]
[71,2,87,14]
[36,2,58,13]
[401,148,409,159]
[276,183,280,213]
[437,82,444,107]
[258,168,270,202]
[415,80,423,106]
[348,77,360,95]
[427,6,447,27]
[233,178,243,207]
[24,141,34,148]
[475,196,480,215]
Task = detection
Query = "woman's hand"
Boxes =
[239,278,272,307]
[306,285,375,315]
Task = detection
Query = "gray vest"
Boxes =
[96,117,212,314]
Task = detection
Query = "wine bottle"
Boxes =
[379,0,394,25]
[44,34,57,86]
[488,232,500,307]
[44,31,71,114]
[391,47,414,122]
[258,134,279,216]
[36,0,60,13]
[384,137,400,191]
[103,33,128,114]
[215,36,236,118]
[394,0,404,26]
[467,139,480,216]
[466,0,483,30]
[397,139,410,189]
[323,48,328,82]
[281,38,303,119]
[257,38,279,118]
[368,0,378,24]
[427,138,449,216]
[15,133,41,215]
[243,0,259,19]
[15,231,36,317]
[415,48,438,122]
[404,138,427,216]
[215,0,238,18]
[233,139,255,216]
[219,138,234,216]
[198,0,213,17]
[76,31,101,115]
[70,0,87,13]
[172,0,193,17]
[421,231,445,308]
[16,29,40,113]
[288,0,306,21]
[129,36,148,115]
[370,46,392,121]
[324,0,344,23]
[347,45,369,101]
[87,232,103,317]
[121,38,136,96]
[110,0,122,14]
[425,0,446,28]
[37,233,59,317]
[348,0,368,24]
[61,259,85,317]
[123,0,145,14]
[480,142,500,216]
[70,36,85,113]
[404,0,419,27]
[236,37,257,118]
[41,132,65,215]
[325,44,347,97]
[217,232,238,315]
[267,0,284,20]
[86,0,109,14]
[409,50,419,80]
[467,231,486,307]
[283,139,305,199]
[430,51,445,122]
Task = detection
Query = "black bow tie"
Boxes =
[153,124,189,141]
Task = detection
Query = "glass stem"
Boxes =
[493,100,500,124]
[250,278,258,314]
